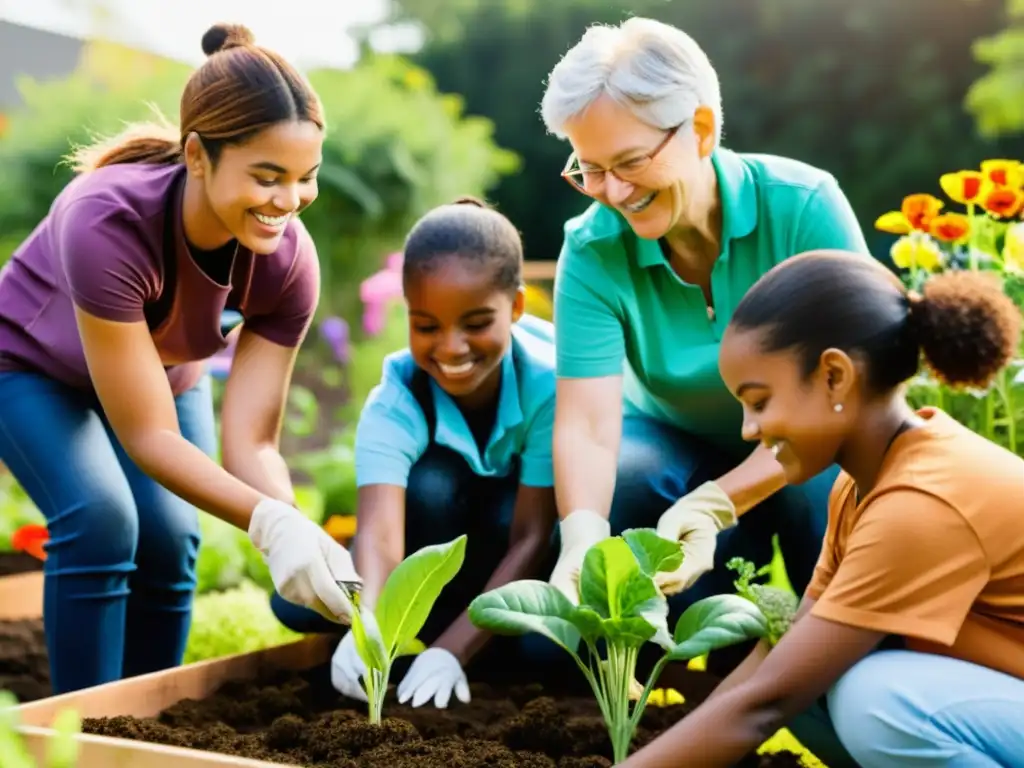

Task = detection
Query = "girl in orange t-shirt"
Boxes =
[621,250,1024,768]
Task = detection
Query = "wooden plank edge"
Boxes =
[0,570,44,619]
[18,634,336,725]
[19,725,299,768]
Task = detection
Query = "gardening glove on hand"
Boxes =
[549,509,611,605]
[654,481,737,596]
[397,648,471,709]
[248,498,362,624]
[331,632,368,702]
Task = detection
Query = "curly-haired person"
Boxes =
[620,250,1024,768]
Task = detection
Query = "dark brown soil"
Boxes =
[0,617,51,702]
[0,552,43,576]
[82,664,810,767]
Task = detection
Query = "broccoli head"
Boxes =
[726,557,799,645]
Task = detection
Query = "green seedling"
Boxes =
[0,691,80,768]
[727,557,799,646]
[469,529,767,763]
[343,535,467,724]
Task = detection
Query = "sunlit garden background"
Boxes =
[1,0,1024,764]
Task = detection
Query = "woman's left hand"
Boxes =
[654,481,737,594]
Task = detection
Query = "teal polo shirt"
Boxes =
[355,313,556,488]
[553,148,870,457]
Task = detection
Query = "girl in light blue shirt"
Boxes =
[271,197,562,708]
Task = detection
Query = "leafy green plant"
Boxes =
[468,529,768,763]
[0,690,80,768]
[343,535,467,724]
[727,557,799,647]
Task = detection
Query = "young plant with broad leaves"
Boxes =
[468,529,768,763]
[726,557,799,646]
[341,535,466,724]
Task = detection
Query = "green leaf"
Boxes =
[600,616,657,649]
[47,708,82,768]
[376,535,467,658]
[579,537,660,620]
[468,580,582,653]
[350,607,389,673]
[665,594,768,662]
[622,528,684,576]
[396,637,427,657]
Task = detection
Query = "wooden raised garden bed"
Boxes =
[0,551,48,703]
[14,634,808,766]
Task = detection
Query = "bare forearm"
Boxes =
[435,532,550,663]
[223,441,296,506]
[353,535,402,611]
[706,640,771,703]
[131,430,264,529]
[621,685,783,767]
[553,430,618,521]
[714,443,787,517]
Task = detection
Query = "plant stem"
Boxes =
[604,645,641,764]
[367,667,388,725]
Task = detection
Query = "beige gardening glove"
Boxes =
[654,481,737,596]
[549,509,611,605]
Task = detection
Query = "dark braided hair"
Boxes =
[728,249,1021,393]
[402,196,523,295]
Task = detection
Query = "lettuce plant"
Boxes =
[469,529,767,763]
[341,535,466,723]
[727,557,799,646]
[0,691,80,768]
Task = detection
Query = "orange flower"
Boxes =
[929,213,970,243]
[874,193,944,235]
[939,171,984,205]
[901,193,943,231]
[324,514,357,542]
[11,524,49,562]
[980,159,1022,189]
[981,185,1024,218]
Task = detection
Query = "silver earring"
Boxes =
[833,403,844,413]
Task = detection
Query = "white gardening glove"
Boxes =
[654,481,737,595]
[549,509,611,605]
[248,498,361,623]
[330,632,368,702]
[396,647,470,709]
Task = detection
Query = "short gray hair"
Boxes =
[540,17,723,147]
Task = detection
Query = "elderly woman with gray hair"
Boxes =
[543,14,868,674]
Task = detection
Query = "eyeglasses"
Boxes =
[560,124,683,195]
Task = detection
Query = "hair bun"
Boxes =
[201,23,255,57]
[450,195,489,209]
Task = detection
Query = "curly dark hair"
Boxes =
[728,249,1022,393]
[401,196,523,295]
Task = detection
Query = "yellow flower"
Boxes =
[890,232,943,272]
[939,171,985,205]
[1004,222,1024,274]
[929,213,971,244]
[324,514,357,542]
[980,159,1023,190]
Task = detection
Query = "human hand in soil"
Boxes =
[549,509,611,605]
[248,498,362,622]
[397,648,470,709]
[330,632,368,702]
[654,481,737,595]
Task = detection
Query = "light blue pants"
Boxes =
[789,649,1024,767]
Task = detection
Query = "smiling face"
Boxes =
[718,325,859,485]
[186,119,323,254]
[560,94,716,240]
[405,258,525,408]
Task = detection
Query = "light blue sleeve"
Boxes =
[794,176,871,256]
[518,393,555,488]
[354,360,430,488]
[553,237,627,379]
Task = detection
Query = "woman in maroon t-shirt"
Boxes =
[0,23,359,694]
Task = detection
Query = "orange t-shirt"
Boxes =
[806,407,1024,680]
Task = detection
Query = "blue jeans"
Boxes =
[0,371,214,694]
[788,649,1024,767]
[271,442,565,680]
[612,416,838,674]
